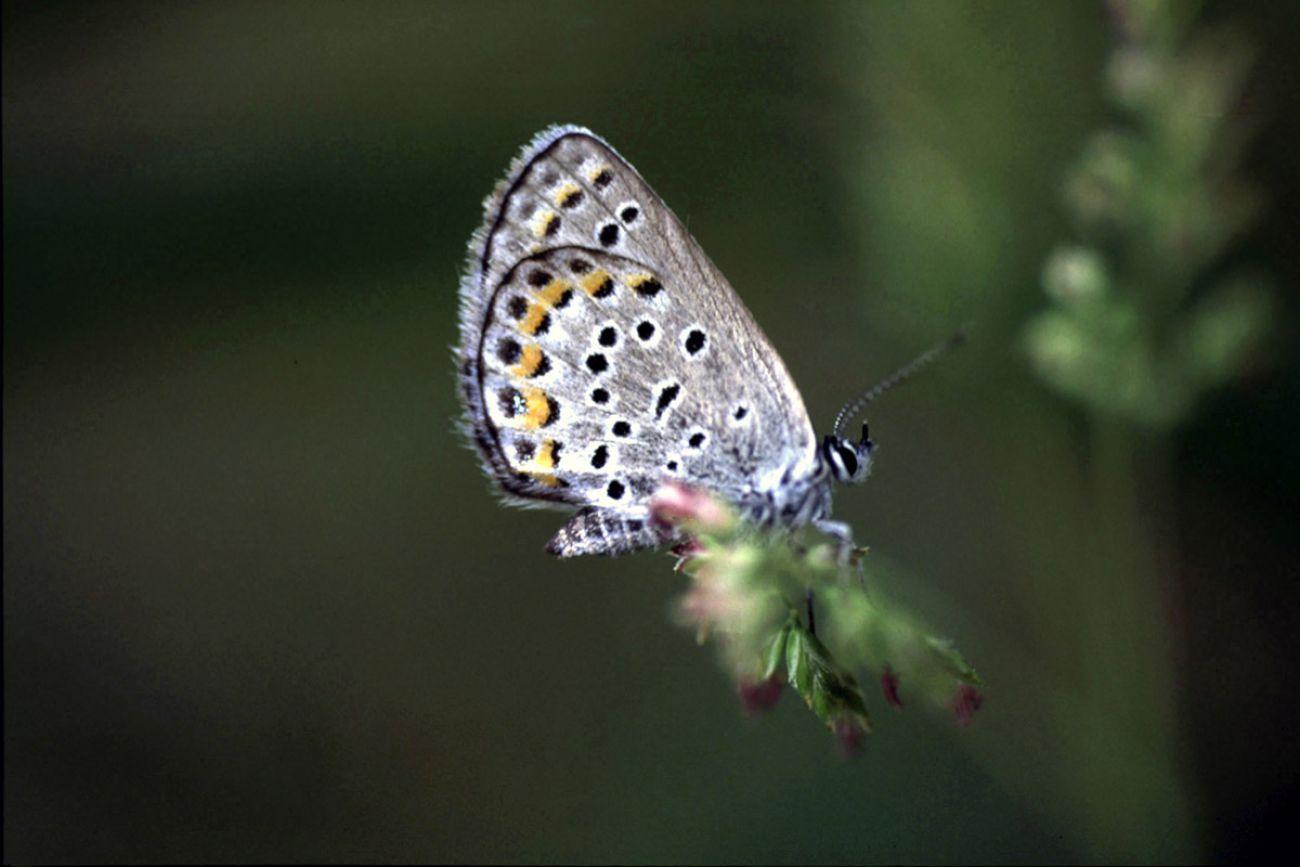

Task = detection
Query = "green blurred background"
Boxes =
[5,1,1298,862]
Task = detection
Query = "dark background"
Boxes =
[5,1,1298,862]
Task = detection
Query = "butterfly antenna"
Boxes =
[831,325,970,437]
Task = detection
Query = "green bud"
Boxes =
[1107,45,1162,110]
[1065,131,1139,228]
[1186,278,1273,386]
[1043,246,1110,305]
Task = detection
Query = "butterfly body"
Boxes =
[458,126,869,557]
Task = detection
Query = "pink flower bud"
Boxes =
[833,717,865,757]
[649,480,734,533]
[738,676,783,716]
[880,665,904,711]
[951,684,984,727]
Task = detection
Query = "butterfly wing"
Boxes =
[458,126,819,549]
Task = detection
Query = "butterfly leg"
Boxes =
[814,518,857,551]
[546,508,667,558]
[814,518,868,586]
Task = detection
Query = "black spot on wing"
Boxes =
[654,384,680,420]
[499,387,524,418]
[591,276,615,299]
[633,278,662,298]
[685,329,706,355]
[496,338,521,365]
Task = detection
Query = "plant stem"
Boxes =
[1078,415,1197,860]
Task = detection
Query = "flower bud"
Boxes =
[649,480,735,534]
[738,676,783,716]
[1043,246,1109,305]
[833,716,866,757]
[880,665,904,712]
[952,684,984,727]
[1107,45,1161,109]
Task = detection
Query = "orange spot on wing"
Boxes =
[537,279,571,307]
[520,304,549,335]
[511,344,544,378]
[580,269,614,296]
[519,438,560,486]
[520,387,551,429]
[552,182,580,208]
[532,210,558,239]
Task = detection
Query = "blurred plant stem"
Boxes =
[1079,417,1189,858]
[1023,0,1274,858]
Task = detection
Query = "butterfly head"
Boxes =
[823,327,969,487]
[822,423,874,485]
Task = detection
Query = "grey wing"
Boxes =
[457,126,819,538]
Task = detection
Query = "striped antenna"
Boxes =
[831,325,970,437]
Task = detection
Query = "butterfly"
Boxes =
[457,125,879,557]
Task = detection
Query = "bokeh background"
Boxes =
[6,1,1298,862]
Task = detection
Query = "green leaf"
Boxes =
[924,636,983,685]
[811,672,835,721]
[762,625,789,681]
[786,629,811,698]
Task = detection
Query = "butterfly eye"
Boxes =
[836,445,859,479]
